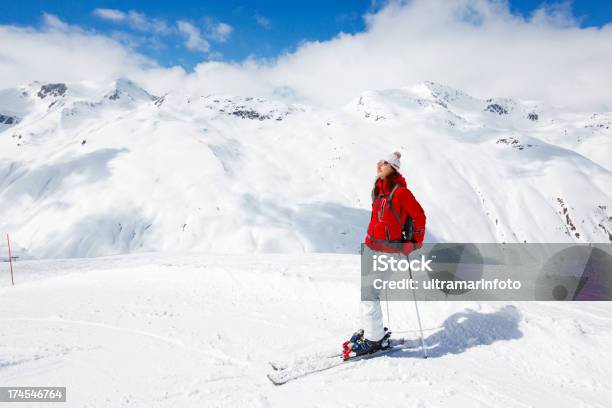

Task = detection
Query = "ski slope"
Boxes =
[1,253,611,407]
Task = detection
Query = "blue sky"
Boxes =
[2,0,612,70]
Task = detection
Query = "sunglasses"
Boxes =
[377,160,390,167]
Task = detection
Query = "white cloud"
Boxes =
[208,22,233,43]
[42,12,70,31]
[94,10,230,51]
[254,14,271,29]
[177,20,210,52]
[181,0,612,110]
[0,14,185,92]
[530,1,577,28]
[201,17,233,43]
[92,8,169,34]
[3,1,612,111]
[128,11,169,34]
[92,8,125,22]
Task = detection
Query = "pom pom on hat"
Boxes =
[384,151,401,171]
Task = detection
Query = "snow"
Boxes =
[0,79,611,259]
[0,79,611,406]
[1,253,611,407]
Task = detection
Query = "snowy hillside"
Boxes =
[1,81,611,407]
[0,79,611,258]
[1,253,611,407]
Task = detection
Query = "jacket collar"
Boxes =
[375,173,407,195]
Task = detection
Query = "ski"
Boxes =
[267,338,407,385]
[268,348,342,371]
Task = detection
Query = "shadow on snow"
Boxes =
[393,305,523,359]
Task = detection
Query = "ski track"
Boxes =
[1,253,611,407]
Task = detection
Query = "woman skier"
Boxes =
[343,151,426,359]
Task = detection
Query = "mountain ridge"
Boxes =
[0,79,610,258]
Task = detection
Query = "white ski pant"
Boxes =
[359,248,391,342]
[360,300,386,342]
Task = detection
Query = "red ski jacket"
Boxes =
[365,173,426,255]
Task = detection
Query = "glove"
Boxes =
[412,228,425,244]
[401,241,422,256]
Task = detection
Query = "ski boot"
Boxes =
[342,328,392,360]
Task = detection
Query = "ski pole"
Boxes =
[408,258,427,358]
[7,234,14,286]
[384,284,391,330]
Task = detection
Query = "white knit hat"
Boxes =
[382,151,401,171]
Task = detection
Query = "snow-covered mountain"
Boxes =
[0,79,610,258]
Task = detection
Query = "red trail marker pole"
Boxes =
[7,233,14,286]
